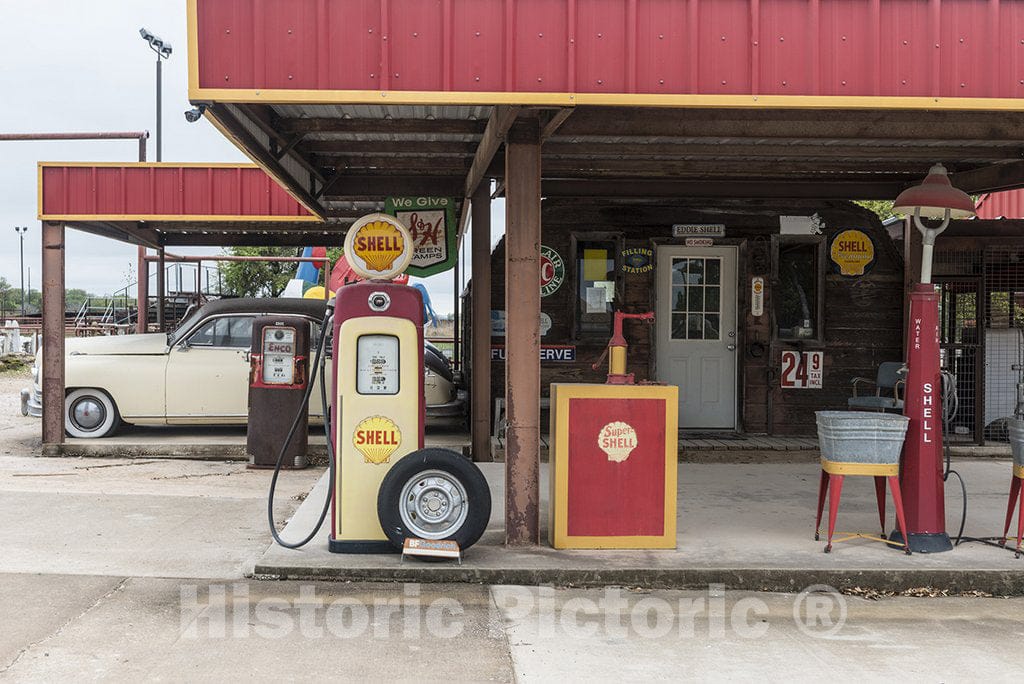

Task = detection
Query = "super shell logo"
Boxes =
[353,415,402,464]
[352,220,407,273]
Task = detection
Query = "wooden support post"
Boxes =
[503,119,541,545]
[41,221,65,450]
[136,246,148,333]
[156,246,166,332]
[471,183,493,463]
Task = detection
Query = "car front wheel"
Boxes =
[65,388,121,438]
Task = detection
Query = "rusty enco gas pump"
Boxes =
[247,317,310,469]
[266,213,490,556]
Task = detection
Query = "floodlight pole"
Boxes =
[156,55,162,161]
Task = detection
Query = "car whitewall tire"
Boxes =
[65,388,121,438]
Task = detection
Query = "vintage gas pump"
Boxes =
[548,311,679,549]
[247,316,310,469]
[329,214,490,554]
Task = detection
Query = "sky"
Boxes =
[0,0,503,315]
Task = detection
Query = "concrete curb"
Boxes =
[251,564,1024,595]
[49,444,329,461]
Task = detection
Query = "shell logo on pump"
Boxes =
[344,213,414,281]
[598,421,638,463]
[353,415,403,464]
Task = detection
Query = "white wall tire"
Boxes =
[65,389,121,438]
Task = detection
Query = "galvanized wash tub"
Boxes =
[815,411,910,465]
[1007,418,1024,468]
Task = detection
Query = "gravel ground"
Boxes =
[0,365,40,457]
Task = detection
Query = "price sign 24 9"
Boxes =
[780,351,823,389]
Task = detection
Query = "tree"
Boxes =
[0,277,13,318]
[219,247,301,297]
[218,246,346,298]
[854,200,895,221]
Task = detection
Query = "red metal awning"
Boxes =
[38,162,317,221]
[35,162,387,247]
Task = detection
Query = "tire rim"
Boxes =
[399,469,469,540]
[70,397,106,432]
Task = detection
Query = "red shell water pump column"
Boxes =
[892,164,976,553]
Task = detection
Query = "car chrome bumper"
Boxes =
[21,387,42,418]
[425,390,468,425]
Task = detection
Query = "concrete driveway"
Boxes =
[3,370,1024,681]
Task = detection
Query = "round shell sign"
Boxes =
[344,213,414,280]
[829,229,875,276]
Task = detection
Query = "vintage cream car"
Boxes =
[22,297,464,437]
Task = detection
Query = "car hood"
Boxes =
[65,333,169,356]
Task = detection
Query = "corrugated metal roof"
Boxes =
[977,190,1024,220]
[195,0,1024,101]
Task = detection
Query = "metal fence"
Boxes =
[935,245,1024,444]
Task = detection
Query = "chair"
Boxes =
[848,362,905,411]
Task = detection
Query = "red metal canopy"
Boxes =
[186,0,1024,220]
[190,0,1024,105]
[38,162,317,221]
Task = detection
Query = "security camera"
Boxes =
[184,104,207,123]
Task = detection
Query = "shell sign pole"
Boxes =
[330,213,425,553]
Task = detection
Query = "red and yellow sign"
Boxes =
[353,415,402,464]
[344,213,414,280]
[829,229,875,276]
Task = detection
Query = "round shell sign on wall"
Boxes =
[344,213,414,280]
[829,229,876,276]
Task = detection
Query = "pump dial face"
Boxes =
[357,334,400,395]
[262,326,296,385]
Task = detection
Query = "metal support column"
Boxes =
[471,183,493,462]
[503,119,542,545]
[156,245,166,332]
[41,221,65,450]
[136,246,148,333]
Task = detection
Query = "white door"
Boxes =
[656,246,738,429]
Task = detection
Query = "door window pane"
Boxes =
[187,316,254,348]
[576,240,618,336]
[776,243,819,339]
[670,257,724,340]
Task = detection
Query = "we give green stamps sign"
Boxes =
[385,197,458,277]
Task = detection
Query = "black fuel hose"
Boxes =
[267,308,335,549]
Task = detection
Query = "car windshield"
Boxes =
[167,305,206,346]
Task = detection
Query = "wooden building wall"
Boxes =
[473,199,903,436]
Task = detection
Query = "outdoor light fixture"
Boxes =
[184,104,207,123]
[139,28,173,59]
[139,28,172,161]
[890,164,976,553]
[893,163,976,284]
